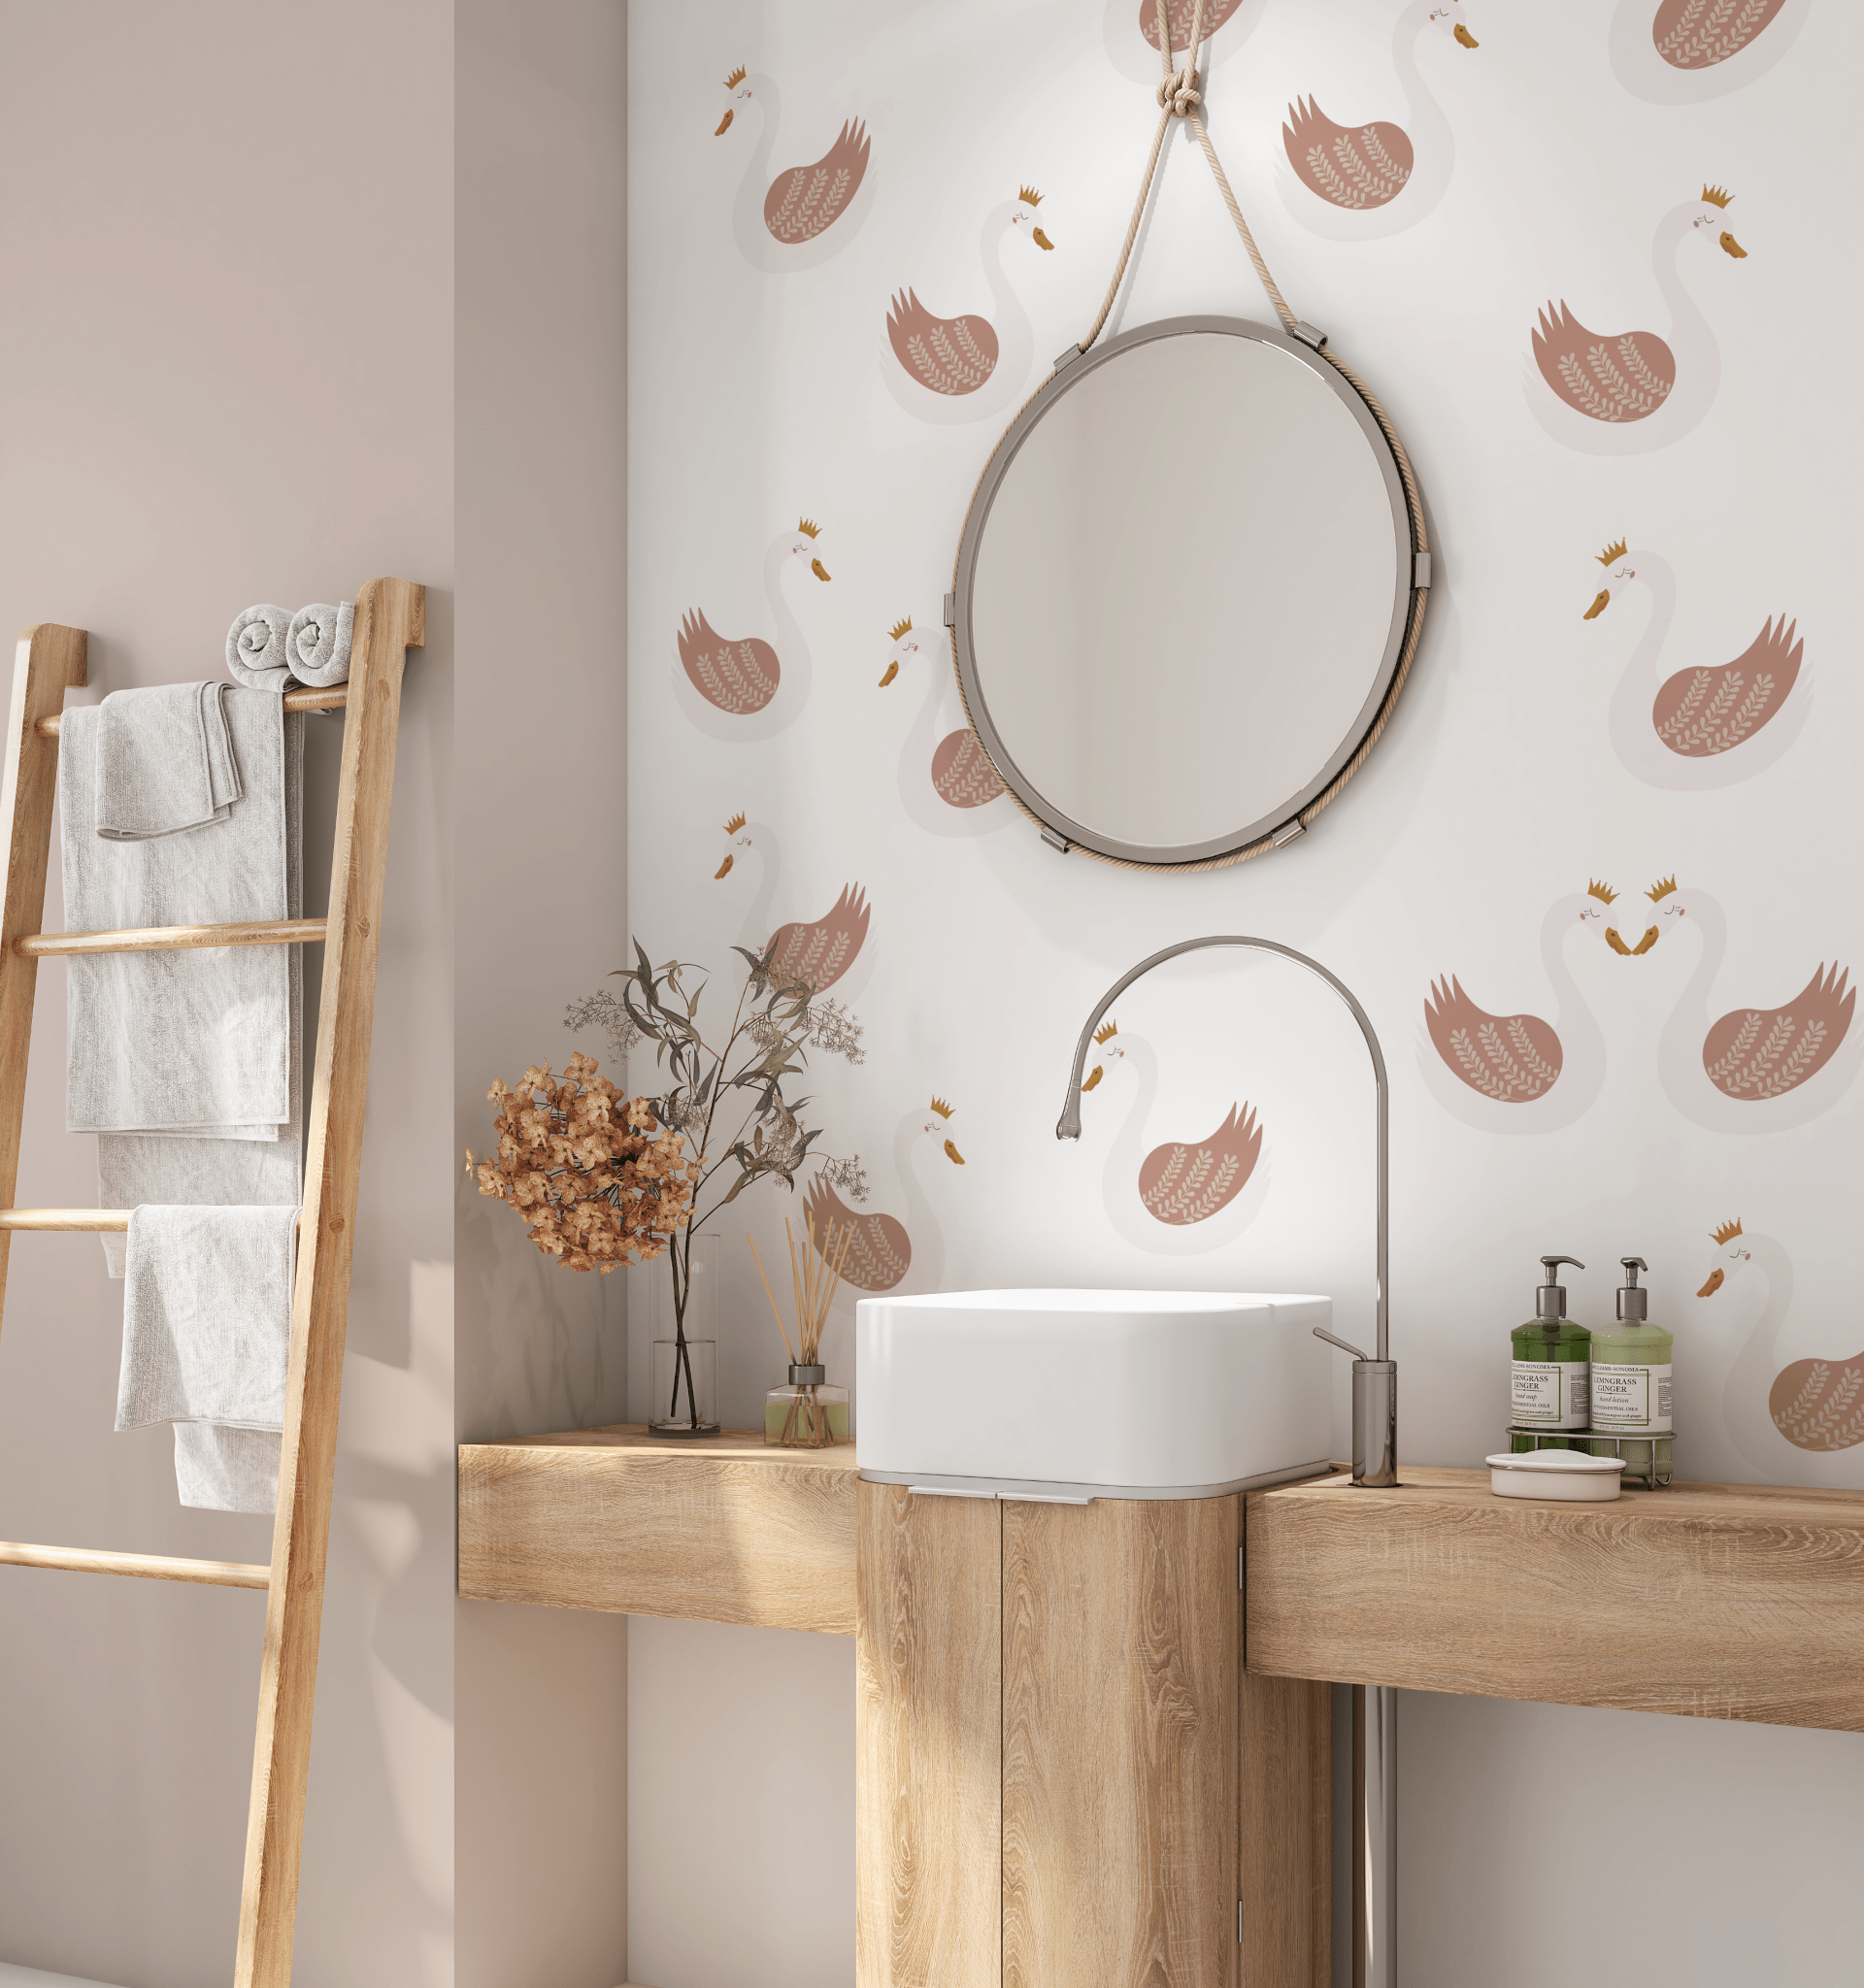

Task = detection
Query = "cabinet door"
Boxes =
[1002,1496,1240,1988]
[856,1482,1002,1988]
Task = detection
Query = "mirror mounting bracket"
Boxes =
[1291,321,1328,350]
[942,592,955,628]
[1040,826,1071,854]
[1270,818,1307,848]
[1051,343,1087,372]
[1412,552,1432,590]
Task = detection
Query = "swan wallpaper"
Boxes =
[626,3,1859,1982]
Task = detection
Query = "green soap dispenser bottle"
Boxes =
[1511,1255,1591,1449]
[1591,1258,1674,1483]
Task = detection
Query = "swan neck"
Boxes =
[745,824,780,945]
[1539,903,1595,1044]
[896,1111,941,1285]
[1632,559,1678,679]
[1113,1038,1159,1173]
[764,534,806,665]
[980,209,1028,352]
[742,82,778,191]
[1651,206,1710,352]
[1391,3,1446,134]
[1671,895,1724,1040]
[1749,1236,1794,1345]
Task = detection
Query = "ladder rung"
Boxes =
[16,916,326,958]
[0,1540,271,1588]
[0,1208,129,1230]
[0,1209,309,1231]
[34,683,350,738]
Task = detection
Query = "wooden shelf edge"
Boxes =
[1246,1463,1864,1733]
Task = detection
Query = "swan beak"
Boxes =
[1606,927,1630,955]
[1032,227,1055,251]
[1454,23,1479,47]
[714,109,734,137]
[1697,1268,1724,1298]
[944,1139,966,1165]
[879,660,899,687]
[1081,1064,1104,1092]
[1632,924,1659,955]
[1583,588,1611,620]
[714,854,734,880]
[1720,231,1748,259]
[812,558,832,581]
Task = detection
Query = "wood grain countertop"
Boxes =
[458,1424,858,1634]
[1245,1464,1864,1732]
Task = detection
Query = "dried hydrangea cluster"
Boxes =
[474,1052,695,1274]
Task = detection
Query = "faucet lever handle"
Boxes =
[1314,1325,1374,1363]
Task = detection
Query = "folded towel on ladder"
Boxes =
[117,1204,299,1514]
[286,601,353,687]
[225,604,297,692]
[61,688,294,1139]
[93,680,243,841]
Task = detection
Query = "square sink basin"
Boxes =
[855,1288,1333,1499]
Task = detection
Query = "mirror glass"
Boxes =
[957,319,1414,866]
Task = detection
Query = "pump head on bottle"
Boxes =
[1537,1254,1583,1322]
[1616,1255,1649,1323]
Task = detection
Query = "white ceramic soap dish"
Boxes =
[1485,1449,1625,1503]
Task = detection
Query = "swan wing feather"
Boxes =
[1424,974,1564,1102]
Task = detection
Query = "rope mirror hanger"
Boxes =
[949,0,1432,876]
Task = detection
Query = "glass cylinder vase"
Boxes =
[650,1336,717,1437]
[764,1365,849,1448]
[646,1234,721,1437]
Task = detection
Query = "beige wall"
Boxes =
[0,4,454,1982]
[454,3,630,1985]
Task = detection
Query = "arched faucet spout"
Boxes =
[1055,935,1395,1483]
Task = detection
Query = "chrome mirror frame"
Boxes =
[949,314,1427,872]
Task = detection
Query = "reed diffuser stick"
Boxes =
[747,1235,797,1365]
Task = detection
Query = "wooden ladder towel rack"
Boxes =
[0,577,425,1986]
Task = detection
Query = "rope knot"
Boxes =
[1156,64,1202,116]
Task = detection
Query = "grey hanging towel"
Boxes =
[117,1203,298,1513]
[93,680,242,842]
[61,688,291,1140]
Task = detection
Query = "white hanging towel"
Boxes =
[93,680,242,841]
[117,1204,298,1514]
[61,686,291,1139]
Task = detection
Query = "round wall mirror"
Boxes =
[952,315,1425,870]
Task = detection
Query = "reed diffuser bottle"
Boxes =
[749,1214,851,1448]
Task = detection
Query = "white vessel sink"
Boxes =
[854,1288,1333,1499]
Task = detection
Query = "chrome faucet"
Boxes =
[1056,935,1397,1488]
[1057,933,1402,1988]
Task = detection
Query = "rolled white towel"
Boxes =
[286,600,354,688]
[226,604,298,692]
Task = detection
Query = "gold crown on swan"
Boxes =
[1648,876,1680,902]
[1094,1019,1118,1045]
[1587,878,1618,905]
[797,517,821,539]
[1712,1217,1745,1245]
[930,1096,954,1119]
[724,65,748,88]
[1701,183,1734,209]
[888,616,913,642]
[1018,184,1044,207]
[1597,538,1629,565]
[723,812,747,835]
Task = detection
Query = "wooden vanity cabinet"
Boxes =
[856,1481,1329,1988]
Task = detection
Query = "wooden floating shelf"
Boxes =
[1246,1465,1864,1733]
[457,1424,858,1636]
